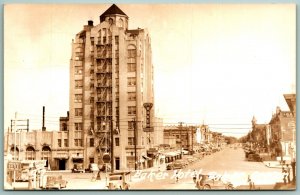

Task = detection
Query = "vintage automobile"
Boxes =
[107,171,131,190]
[71,164,85,173]
[166,162,185,170]
[196,174,234,190]
[247,153,262,162]
[44,175,67,190]
[85,163,99,173]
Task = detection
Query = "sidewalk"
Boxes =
[263,161,282,169]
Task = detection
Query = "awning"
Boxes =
[165,152,177,157]
[72,157,84,160]
[142,155,152,160]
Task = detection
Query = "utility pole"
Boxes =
[191,126,194,153]
[13,112,17,188]
[42,106,46,131]
[179,122,183,158]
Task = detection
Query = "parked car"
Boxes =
[85,163,99,173]
[196,174,234,190]
[176,159,189,167]
[71,164,85,173]
[44,175,67,190]
[166,162,185,170]
[247,153,262,162]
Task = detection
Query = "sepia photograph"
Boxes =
[3,2,296,190]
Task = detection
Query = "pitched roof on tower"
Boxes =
[100,4,128,22]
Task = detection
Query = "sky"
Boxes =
[4,3,296,138]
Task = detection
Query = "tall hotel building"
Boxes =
[68,4,159,171]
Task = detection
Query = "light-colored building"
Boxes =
[68,4,158,171]
[4,4,161,172]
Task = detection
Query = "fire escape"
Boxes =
[93,31,113,162]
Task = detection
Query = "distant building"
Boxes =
[269,94,296,162]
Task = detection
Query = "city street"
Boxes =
[10,146,286,190]
[129,146,283,190]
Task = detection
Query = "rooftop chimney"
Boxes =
[88,20,94,26]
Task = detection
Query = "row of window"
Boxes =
[57,139,83,147]
[57,136,150,148]
[75,76,136,89]
[74,106,136,117]
[81,92,135,104]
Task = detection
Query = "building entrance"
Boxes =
[58,159,66,170]
[115,157,120,170]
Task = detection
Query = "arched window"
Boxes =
[118,18,124,28]
[10,146,19,160]
[127,45,136,58]
[26,146,35,160]
[42,146,51,167]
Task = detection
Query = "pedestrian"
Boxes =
[192,169,197,183]
[123,182,129,190]
[175,170,179,183]
[285,164,291,183]
[247,175,255,190]
[282,167,287,184]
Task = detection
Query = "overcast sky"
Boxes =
[4,3,296,137]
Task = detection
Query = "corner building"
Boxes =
[69,4,156,171]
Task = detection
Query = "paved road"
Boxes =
[129,146,283,190]
[9,146,285,190]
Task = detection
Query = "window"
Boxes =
[115,50,119,58]
[128,106,136,115]
[128,121,135,130]
[58,139,62,147]
[128,137,134,145]
[90,138,94,147]
[74,139,83,147]
[75,94,83,103]
[128,92,136,101]
[89,158,94,164]
[127,63,136,72]
[115,137,120,146]
[128,49,136,58]
[116,107,119,116]
[116,92,119,102]
[75,66,83,75]
[115,36,119,45]
[64,139,68,147]
[127,77,136,86]
[142,137,144,145]
[26,147,35,160]
[62,123,68,131]
[90,97,94,104]
[75,123,83,131]
[75,108,83,117]
[75,80,83,89]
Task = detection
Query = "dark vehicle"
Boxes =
[85,163,99,173]
[196,174,234,190]
[44,175,67,190]
[71,164,84,173]
[247,153,262,162]
[166,162,185,170]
